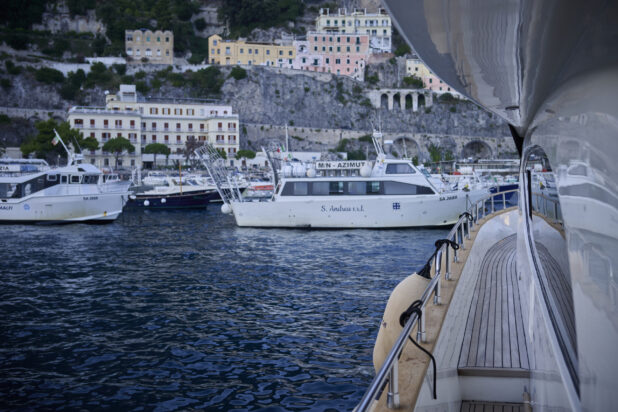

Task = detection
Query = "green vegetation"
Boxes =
[392,27,411,57]
[5,61,22,75]
[219,0,305,37]
[366,73,379,85]
[291,135,304,141]
[0,114,11,123]
[194,18,207,32]
[358,134,373,143]
[428,144,442,163]
[412,156,419,166]
[1,78,11,90]
[190,66,224,96]
[347,150,366,160]
[235,149,256,159]
[102,136,135,167]
[402,75,423,88]
[449,106,456,113]
[34,67,64,84]
[216,148,227,159]
[394,43,411,57]
[335,138,349,152]
[144,142,171,166]
[0,0,49,29]
[81,136,99,151]
[439,92,456,102]
[229,66,247,80]
[20,120,83,162]
[59,69,86,100]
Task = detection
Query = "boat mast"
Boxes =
[53,129,74,166]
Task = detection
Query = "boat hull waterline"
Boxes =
[230,191,486,228]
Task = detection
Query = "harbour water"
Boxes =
[0,209,447,411]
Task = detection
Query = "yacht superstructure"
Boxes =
[357,0,618,411]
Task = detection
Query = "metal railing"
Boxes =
[356,188,518,411]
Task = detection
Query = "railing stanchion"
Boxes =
[445,245,451,280]
[466,218,471,240]
[491,195,495,214]
[459,222,465,250]
[453,233,459,263]
[387,362,400,409]
[434,250,442,304]
[475,202,479,224]
[503,192,506,209]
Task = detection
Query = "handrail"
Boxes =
[356,188,519,411]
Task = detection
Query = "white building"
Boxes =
[315,8,392,53]
[67,85,240,168]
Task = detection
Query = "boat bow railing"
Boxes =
[195,144,243,204]
[356,188,519,411]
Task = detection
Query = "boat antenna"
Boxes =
[53,129,74,166]
[285,124,289,153]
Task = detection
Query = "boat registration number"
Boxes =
[439,195,457,201]
[83,196,99,200]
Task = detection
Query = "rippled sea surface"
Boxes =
[0,209,447,411]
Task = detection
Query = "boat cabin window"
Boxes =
[329,181,344,195]
[47,174,58,182]
[281,182,309,196]
[348,181,366,195]
[83,175,99,184]
[383,181,434,195]
[70,175,81,184]
[61,175,68,184]
[0,183,19,198]
[386,163,415,174]
[0,175,57,199]
[312,182,329,195]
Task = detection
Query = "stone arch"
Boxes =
[393,92,401,110]
[380,93,389,109]
[405,93,413,109]
[462,140,493,159]
[418,94,426,107]
[392,136,420,159]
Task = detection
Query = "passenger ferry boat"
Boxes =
[0,134,130,222]
[356,1,618,411]
[197,135,489,228]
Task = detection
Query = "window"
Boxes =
[386,163,415,174]
[176,123,181,130]
[89,119,95,127]
[71,175,81,184]
[240,48,244,54]
[157,49,161,56]
[103,119,109,128]
[165,37,169,42]
[157,37,160,42]
[164,135,169,142]
[146,48,152,56]
[176,135,181,142]
[127,34,133,41]
[152,135,157,141]
[151,122,156,130]
[281,182,309,196]
[348,182,366,195]
[289,50,292,56]
[146,36,150,42]
[248,49,252,54]
[383,181,433,195]
[255,49,258,54]
[127,48,132,55]
[326,58,330,64]
[266,49,270,55]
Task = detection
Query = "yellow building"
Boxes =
[315,8,392,53]
[406,58,463,97]
[68,85,240,168]
[208,35,296,67]
[125,29,173,65]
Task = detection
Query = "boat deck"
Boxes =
[458,235,530,376]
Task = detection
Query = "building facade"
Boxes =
[406,59,463,97]
[315,8,391,53]
[294,32,369,80]
[68,85,239,168]
[208,35,296,67]
[125,29,174,65]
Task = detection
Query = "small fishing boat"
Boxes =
[127,176,218,209]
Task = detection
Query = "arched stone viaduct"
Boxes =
[366,89,434,112]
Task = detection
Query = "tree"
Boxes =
[102,137,135,168]
[144,143,171,168]
[20,120,84,164]
[428,144,442,163]
[403,75,424,88]
[216,148,227,159]
[229,66,247,80]
[190,67,224,96]
[183,135,203,163]
[81,136,99,152]
[235,149,256,159]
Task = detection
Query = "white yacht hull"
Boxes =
[0,192,126,222]
[231,189,487,228]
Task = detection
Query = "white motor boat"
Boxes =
[198,135,489,228]
[0,161,129,223]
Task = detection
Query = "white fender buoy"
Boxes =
[373,273,430,372]
[143,200,150,206]
[306,168,316,178]
[161,198,167,203]
[360,164,372,177]
[129,194,136,200]
[221,203,232,214]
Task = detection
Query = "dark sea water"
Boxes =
[0,209,447,411]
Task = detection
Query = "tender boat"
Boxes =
[0,136,129,223]
[127,176,218,209]
[198,135,489,228]
[356,0,618,411]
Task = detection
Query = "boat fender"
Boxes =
[221,203,232,214]
[143,200,150,206]
[373,272,430,372]
[129,194,136,200]
[360,164,372,177]
[306,168,316,178]
[161,198,166,203]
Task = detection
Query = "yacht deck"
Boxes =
[458,235,530,376]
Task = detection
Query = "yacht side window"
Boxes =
[367,181,380,194]
[71,175,81,184]
[281,182,309,196]
[383,181,434,195]
[348,181,366,195]
[312,182,329,195]
[61,175,68,184]
[47,174,58,182]
[329,181,344,195]
[386,163,415,174]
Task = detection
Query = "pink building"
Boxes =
[293,32,369,81]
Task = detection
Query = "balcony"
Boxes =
[228,128,237,132]
[74,124,84,128]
